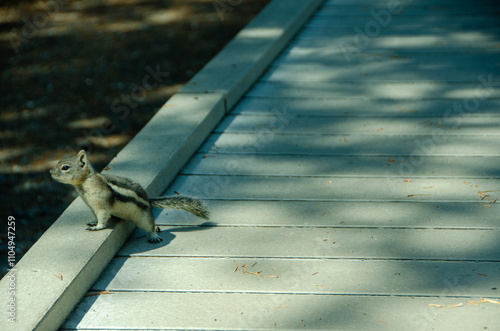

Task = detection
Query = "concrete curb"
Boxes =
[0,1,322,330]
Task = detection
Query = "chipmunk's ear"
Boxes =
[77,150,88,168]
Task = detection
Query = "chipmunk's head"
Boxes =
[50,150,94,186]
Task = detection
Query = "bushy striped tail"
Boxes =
[149,196,209,220]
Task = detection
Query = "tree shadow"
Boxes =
[0,0,270,278]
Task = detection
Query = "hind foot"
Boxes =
[148,232,163,243]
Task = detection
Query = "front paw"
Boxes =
[87,220,98,227]
[86,225,105,231]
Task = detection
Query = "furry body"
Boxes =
[50,150,209,243]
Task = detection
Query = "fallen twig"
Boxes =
[467,298,500,306]
[233,260,238,273]
[477,203,491,208]
[428,303,463,308]
[479,192,490,200]
[243,270,279,278]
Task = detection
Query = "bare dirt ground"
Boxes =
[0,0,270,277]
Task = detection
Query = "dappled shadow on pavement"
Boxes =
[0,0,270,277]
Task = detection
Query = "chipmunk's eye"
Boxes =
[61,165,70,171]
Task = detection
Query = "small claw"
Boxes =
[148,236,163,244]
[87,220,98,227]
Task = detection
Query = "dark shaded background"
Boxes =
[0,0,270,277]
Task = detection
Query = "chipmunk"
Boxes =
[50,150,209,243]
